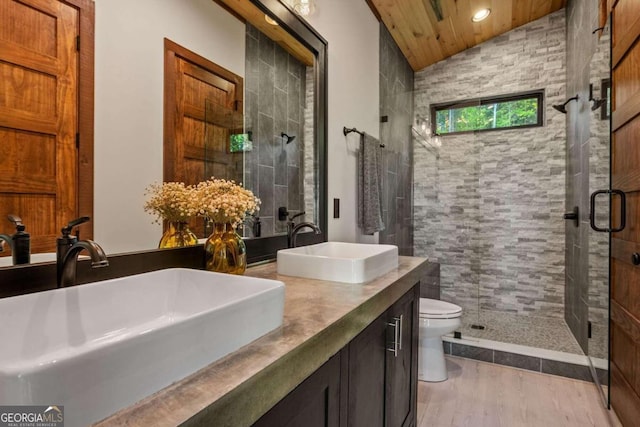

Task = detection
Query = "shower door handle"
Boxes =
[590,189,626,232]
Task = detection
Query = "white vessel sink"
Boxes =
[277,242,399,283]
[0,252,57,267]
[0,253,89,267]
[0,268,285,427]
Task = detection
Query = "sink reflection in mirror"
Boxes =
[0,253,57,268]
[0,268,285,426]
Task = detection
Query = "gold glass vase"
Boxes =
[158,221,198,248]
[205,223,247,275]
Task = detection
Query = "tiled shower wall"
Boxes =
[379,25,414,256]
[413,11,567,318]
[245,24,307,236]
[565,0,610,355]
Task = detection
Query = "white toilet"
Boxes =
[418,298,463,382]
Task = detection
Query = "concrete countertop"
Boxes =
[95,256,428,427]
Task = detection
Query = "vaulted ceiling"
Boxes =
[366,0,567,71]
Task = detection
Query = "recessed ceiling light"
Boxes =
[264,14,279,26]
[472,8,491,22]
[293,0,315,17]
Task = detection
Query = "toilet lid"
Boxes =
[419,298,462,319]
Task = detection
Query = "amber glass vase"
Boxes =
[205,223,247,275]
[158,221,198,248]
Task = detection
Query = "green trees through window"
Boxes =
[433,90,543,135]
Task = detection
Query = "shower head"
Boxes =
[552,95,579,114]
[552,104,568,114]
[590,98,606,111]
[281,132,296,144]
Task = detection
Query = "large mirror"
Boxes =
[0,0,327,268]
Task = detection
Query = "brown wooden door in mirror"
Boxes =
[164,38,243,237]
[0,0,80,255]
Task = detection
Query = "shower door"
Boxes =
[586,18,611,404]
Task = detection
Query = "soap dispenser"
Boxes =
[7,214,30,265]
[56,216,90,283]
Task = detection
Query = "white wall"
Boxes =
[306,0,380,243]
[94,0,245,253]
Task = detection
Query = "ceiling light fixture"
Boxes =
[264,14,279,26]
[471,8,491,22]
[293,0,315,17]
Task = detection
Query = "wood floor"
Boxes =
[417,356,622,427]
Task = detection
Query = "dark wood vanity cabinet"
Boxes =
[254,283,419,427]
[348,285,418,427]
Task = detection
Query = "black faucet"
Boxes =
[278,207,322,247]
[288,221,321,248]
[286,211,306,241]
[58,240,109,287]
[0,234,12,254]
[56,216,93,286]
[240,214,262,238]
[279,208,321,248]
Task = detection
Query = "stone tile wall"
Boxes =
[379,24,414,255]
[303,66,316,224]
[413,11,567,320]
[245,24,307,236]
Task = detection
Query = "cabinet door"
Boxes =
[346,283,420,427]
[253,352,341,427]
[346,314,387,427]
[385,285,419,427]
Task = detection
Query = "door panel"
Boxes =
[164,39,243,237]
[612,258,640,315]
[347,316,386,427]
[164,39,243,186]
[611,0,640,423]
[612,48,640,109]
[252,352,341,427]
[0,0,79,254]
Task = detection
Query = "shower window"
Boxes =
[432,90,544,135]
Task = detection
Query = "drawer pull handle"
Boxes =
[386,317,401,357]
[398,314,404,351]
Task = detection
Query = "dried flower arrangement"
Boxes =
[143,182,199,224]
[145,178,260,229]
[195,178,260,227]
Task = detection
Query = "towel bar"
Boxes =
[343,126,385,147]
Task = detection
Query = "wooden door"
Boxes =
[164,38,243,186]
[610,0,640,424]
[0,0,84,254]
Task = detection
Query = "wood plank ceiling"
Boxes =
[366,0,567,71]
